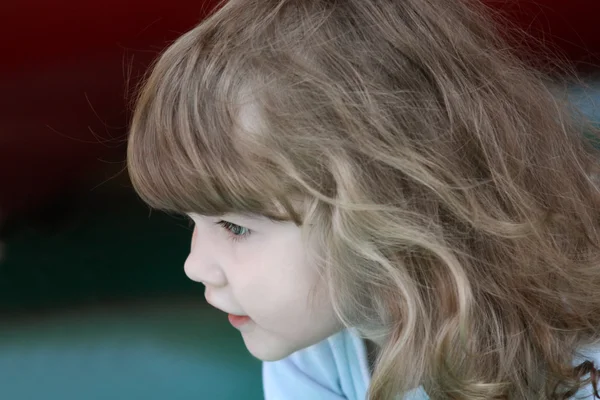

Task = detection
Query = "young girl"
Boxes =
[127,0,600,398]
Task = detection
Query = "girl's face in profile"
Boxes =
[185,213,341,361]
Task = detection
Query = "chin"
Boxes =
[239,323,343,362]
[241,332,307,362]
[245,340,299,362]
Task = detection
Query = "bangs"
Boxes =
[126,28,300,223]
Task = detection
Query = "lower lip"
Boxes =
[228,314,251,328]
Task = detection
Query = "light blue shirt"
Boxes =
[263,329,600,400]
[263,329,428,400]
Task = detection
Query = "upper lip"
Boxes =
[205,299,246,317]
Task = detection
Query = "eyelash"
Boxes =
[185,216,252,242]
[216,220,252,242]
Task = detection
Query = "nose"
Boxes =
[184,225,227,287]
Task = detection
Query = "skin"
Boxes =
[185,212,342,361]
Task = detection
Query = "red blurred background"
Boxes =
[0,0,599,223]
[0,0,220,221]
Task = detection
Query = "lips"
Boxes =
[228,314,251,328]
[205,299,251,328]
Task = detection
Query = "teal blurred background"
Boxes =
[0,180,263,400]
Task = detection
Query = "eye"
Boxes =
[217,220,252,241]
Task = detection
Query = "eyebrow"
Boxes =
[185,200,299,223]
[223,212,284,225]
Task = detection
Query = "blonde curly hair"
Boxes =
[127,0,600,398]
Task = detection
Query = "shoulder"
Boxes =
[262,329,369,400]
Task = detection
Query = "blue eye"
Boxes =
[217,220,251,241]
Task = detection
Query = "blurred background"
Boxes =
[0,0,599,399]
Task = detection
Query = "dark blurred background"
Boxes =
[0,1,599,399]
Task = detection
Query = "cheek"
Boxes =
[229,231,324,316]
[240,258,323,319]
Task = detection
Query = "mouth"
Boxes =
[205,298,252,329]
[228,314,252,329]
